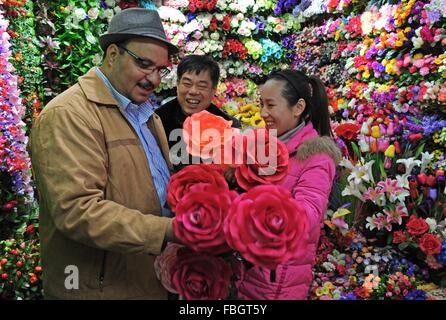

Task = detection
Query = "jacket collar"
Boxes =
[78,67,119,106]
[285,122,319,155]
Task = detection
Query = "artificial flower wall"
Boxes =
[1,0,445,299]
[0,1,41,299]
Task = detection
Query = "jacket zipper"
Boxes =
[99,251,107,292]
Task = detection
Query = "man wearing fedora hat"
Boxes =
[31,8,179,299]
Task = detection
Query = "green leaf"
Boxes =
[378,156,387,179]
[415,143,425,158]
[351,141,361,159]
[398,242,409,250]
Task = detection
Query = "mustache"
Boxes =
[138,81,154,90]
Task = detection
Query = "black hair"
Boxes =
[177,54,220,88]
[267,70,333,137]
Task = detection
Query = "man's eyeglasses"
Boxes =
[117,45,171,78]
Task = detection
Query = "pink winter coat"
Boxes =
[237,123,341,300]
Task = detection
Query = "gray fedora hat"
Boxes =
[99,8,178,54]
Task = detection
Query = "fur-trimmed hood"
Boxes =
[296,136,342,165]
[286,122,342,165]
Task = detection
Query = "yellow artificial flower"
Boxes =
[414,53,424,60]
[385,145,395,158]
[371,125,381,138]
[333,208,351,219]
[417,283,439,292]
[315,287,325,297]
[363,69,370,79]
[335,30,342,41]
[323,282,336,291]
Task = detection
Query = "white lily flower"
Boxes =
[349,160,375,185]
[420,151,434,173]
[396,157,421,176]
[425,218,438,233]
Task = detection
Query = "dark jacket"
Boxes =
[155,97,240,171]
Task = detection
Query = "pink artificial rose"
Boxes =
[173,183,238,254]
[224,185,308,270]
[234,129,289,191]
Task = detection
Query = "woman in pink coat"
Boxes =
[237,70,342,300]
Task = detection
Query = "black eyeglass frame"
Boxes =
[117,45,171,78]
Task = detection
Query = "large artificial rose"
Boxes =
[167,164,228,212]
[154,243,183,294]
[334,123,361,140]
[224,184,308,270]
[234,129,289,191]
[183,110,238,162]
[406,215,429,236]
[170,248,232,300]
[418,233,442,255]
[173,184,238,254]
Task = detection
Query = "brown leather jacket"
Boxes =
[31,68,173,299]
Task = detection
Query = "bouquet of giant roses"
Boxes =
[155,111,309,299]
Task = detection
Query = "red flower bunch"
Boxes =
[209,15,231,32]
[234,129,289,191]
[224,185,308,270]
[335,123,361,140]
[170,248,233,300]
[345,16,362,39]
[223,39,248,60]
[189,0,217,12]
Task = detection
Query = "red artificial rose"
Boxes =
[173,184,238,254]
[167,164,228,212]
[418,233,441,255]
[406,215,429,236]
[170,249,232,300]
[392,230,407,244]
[234,129,289,191]
[224,185,308,270]
[335,123,361,140]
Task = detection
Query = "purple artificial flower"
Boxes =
[427,10,441,24]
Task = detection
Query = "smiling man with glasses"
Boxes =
[155,54,240,172]
[31,8,180,300]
